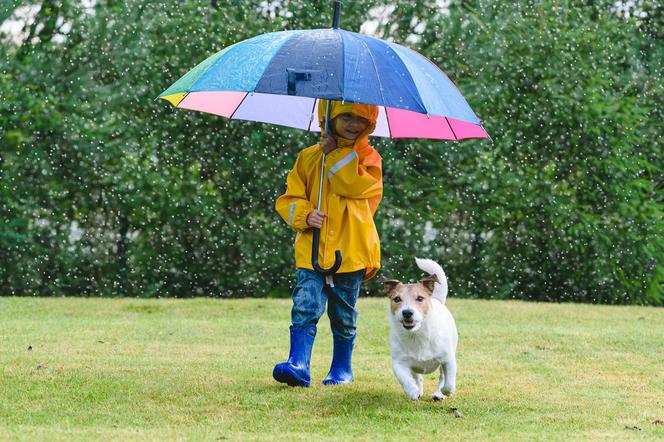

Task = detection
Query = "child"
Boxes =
[273,99,382,387]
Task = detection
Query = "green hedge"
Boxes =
[1,1,661,304]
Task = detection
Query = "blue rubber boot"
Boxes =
[322,335,354,385]
[273,325,316,387]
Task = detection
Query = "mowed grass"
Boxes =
[1,297,663,441]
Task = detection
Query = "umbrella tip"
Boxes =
[332,0,341,29]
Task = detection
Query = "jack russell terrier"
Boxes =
[378,258,458,401]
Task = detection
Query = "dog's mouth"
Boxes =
[401,320,416,330]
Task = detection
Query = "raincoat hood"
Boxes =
[318,100,379,151]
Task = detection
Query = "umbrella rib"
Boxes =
[308,98,318,131]
[176,92,189,107]
[339,30,346,102]
[385,107,393,138]
[353,35,387,107]
[444,117,458,141]
[229,92,250,120]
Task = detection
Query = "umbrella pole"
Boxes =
[316,103,332,210]
[311,101,342,281]
[311,1,344,281]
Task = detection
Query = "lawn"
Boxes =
[1,297,662,441]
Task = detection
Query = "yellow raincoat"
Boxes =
[275,100,382,280]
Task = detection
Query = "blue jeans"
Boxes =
[291,268,365,340]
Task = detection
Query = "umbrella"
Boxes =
[159,1,488,277]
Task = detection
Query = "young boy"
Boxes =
[273,99,382,387]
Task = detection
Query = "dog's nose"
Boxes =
[402,310,413,319]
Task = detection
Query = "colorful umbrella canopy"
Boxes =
[159,28,488,141]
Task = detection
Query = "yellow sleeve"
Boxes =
[275,152,314,231]
[326,147,383,213]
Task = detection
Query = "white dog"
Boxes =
[378,258,458,401]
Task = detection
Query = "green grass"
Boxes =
[1,297,663,441]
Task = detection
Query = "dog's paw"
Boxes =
[442,386,455,395]
[432,392,446,401]
[405,389,421,401]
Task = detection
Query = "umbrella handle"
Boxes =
[311,227,342,276]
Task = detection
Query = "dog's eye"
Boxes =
[416,296,425,302]
[393,296,402,303]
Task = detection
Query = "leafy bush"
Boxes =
[1,1,661,304]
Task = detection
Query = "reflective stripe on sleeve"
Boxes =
[288,202,297,225]
[328,151,357,179]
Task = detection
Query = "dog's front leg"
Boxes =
[415,373,424,397]
[392,361,420,400]
[432,365,446,401]
[442,358,457,395]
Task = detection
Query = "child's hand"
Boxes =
[319,133,337,154]
[306,210,328,229]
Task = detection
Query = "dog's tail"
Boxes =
[415,258,449,304]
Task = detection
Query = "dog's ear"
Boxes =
[376,275,401,294]
[419,274,438,294]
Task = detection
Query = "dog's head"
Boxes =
[377,274,438,332]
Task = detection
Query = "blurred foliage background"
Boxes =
[1,0,662,304]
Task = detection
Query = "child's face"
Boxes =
[333,113,370,140]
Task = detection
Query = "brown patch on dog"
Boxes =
[377,275,401,295]
[410,283,433,317]
[419,274,438,293]
[379,275,437,317]
[378,276,404,315]
[387,282,433,316]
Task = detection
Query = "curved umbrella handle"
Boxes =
[311,227,342,276]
